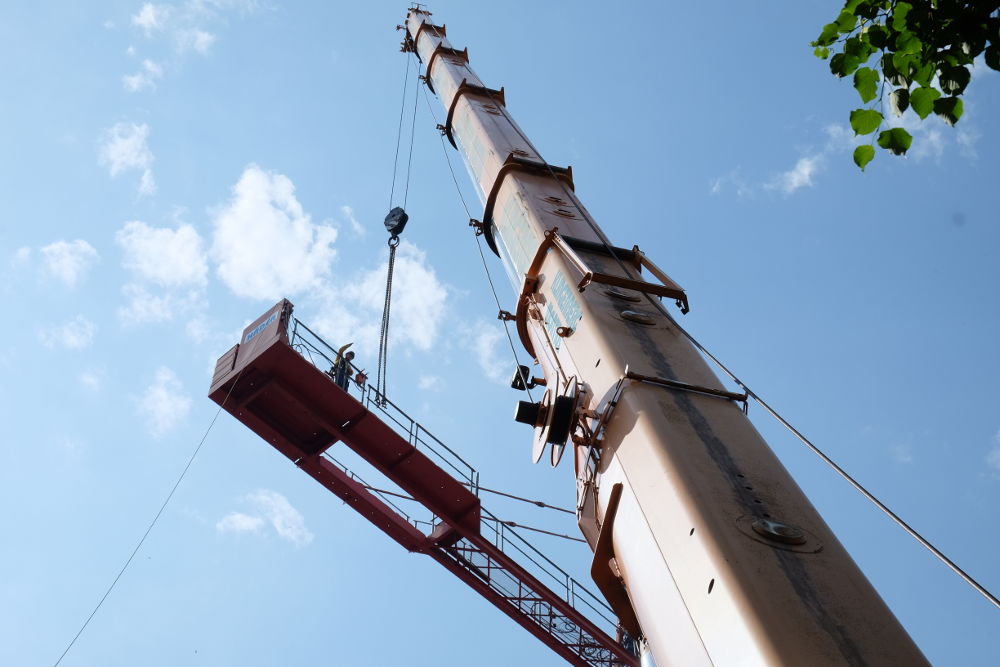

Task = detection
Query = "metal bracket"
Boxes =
[591,483,642,639]
[443,78,505,149]
[480,153,574,260]
[469,218,485,236]
[514,229,686,357]
[497,309,515,322]
[625,370,748,407]
[424,45,469,93]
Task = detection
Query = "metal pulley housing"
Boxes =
[384,207,409,236]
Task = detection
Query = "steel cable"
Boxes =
[475,79,1000,613]
[53,370,245,666]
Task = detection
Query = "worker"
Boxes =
[330,343,355,392]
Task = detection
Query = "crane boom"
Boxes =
[405,7,928,665]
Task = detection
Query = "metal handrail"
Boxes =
[288,316,616,630]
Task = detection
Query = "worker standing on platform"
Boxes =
[331,343,355,392]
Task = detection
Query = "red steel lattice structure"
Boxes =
[208,300,637,667]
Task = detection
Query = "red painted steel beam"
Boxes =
[297,455,428,553]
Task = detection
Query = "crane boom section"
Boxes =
[406,8,927,666]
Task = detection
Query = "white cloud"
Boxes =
[248,489,314,546]
[40,239,99,287]
[176,28,216,54]
[80,370,103,391]
[136,366,191,437]
[117,220,207,287]
[98,122,155,195]
[766,155,821,196]
[118,283,203,325]
[11,247,31,267]
[311,240,447,356]
[341,205,365,236]
[417,374,442,391]
[470,321,509,385]
[216,512,264,533]
[39,315,97,350]
[123,59,163,92]
[216,490,313,547]
[891,443,914,465]
[988,430,1000,474]
[132,3,170,35]
[211,164,338,300]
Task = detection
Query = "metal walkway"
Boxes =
[208,300,637,667]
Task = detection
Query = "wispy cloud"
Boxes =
[136,366,191,437]
[39,315,97,350]
[987,430,1000,475]
[118,283,203,326]
[216,512,264,533]
[216,489,314,547]
[80,369,104,391]
[469,320,509,385]
[122,59,163,92]
[765,156,821,196]
[891,443,914,465]
[417,374,442,391]
[176,28,215,54]
[98,122,155,195]
[341,205,365,237]
[40,239,99,287]
[132,3,170,35]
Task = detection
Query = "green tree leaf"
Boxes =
[895,31,922,55]
[866,24,889,48]
[853,144,875,171]
[853,67,880,102]
[985,45,1000,71]
[939,65,971,95]
[814,22,840,47]
[909,86,941,119]
[877,127,913,155]
[814,46,830,59]
[892,2,913,31]
[882,55,908,87]
[891,52,915,83]
[933,96,963,126]
[836,10,858,32]
[857,0,881,20]
[889,88,910,116]
[830,53,862,77]
[850,108,883,135]
[912,61,935,87]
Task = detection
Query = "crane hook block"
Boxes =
[384,207,409,236]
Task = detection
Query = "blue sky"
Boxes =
[2,1,998,665]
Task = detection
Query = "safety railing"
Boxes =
[290,318,479,493]
[288,316,621,641]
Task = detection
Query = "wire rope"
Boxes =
[52,370,245,666]
[418,81,535,401]
[475,79,1000,612]
[403,63,422,208]
[388,55,411,209]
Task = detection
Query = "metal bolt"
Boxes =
[751,518,807,545]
